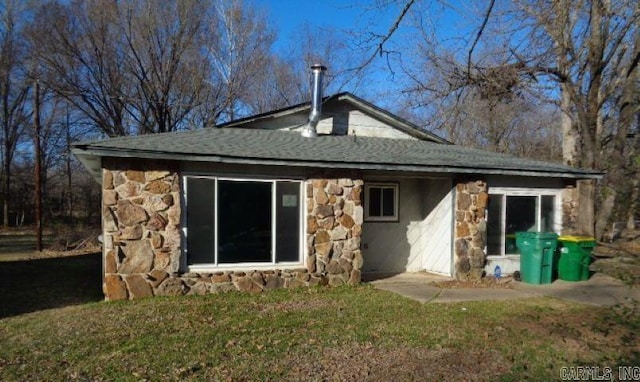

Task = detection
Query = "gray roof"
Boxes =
[73,127,601,180]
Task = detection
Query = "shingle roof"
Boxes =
[73,127,601,179]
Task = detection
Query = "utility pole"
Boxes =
[66,103,73,223]
[34,79,43,252]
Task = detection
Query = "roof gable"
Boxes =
[217,92,450,144]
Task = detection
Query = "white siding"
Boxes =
[361,178,453,275]
[258,106,417,139]
[248,112,307,131]
[345,110,416,139]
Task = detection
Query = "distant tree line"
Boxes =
[0,0,637,241]
[0,0,360,229]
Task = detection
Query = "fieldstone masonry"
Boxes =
[454,179,488,281]
[101,159,363,300]
[102,160,183,300]
[306,176,364,286]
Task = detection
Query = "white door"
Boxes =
[421,188,453,276]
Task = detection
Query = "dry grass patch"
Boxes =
[1,286,638,381]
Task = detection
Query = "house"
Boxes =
[72,65,600,300]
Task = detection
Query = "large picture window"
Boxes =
[486,189,559,256]
[185,177,302,268]
[364,183,399,221]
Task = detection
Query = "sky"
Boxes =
[260,0,474,53]
[255,0,482,101]
[262,0,389,48]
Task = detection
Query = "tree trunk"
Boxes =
[2,161,9,228]
[3,88,11,228]
[628,176,639,230]
[34,80,43,252]
[560,84,578,167]
[577,179,596,237]
[595,189,615,240]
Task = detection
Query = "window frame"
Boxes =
[486,187,561,257]
[364,182,399,222]
[182,175,304,271]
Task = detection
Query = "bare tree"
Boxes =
[350,0,639,237]
[30,0,217,136]
[29,1,131,137]
[0,0,30,227]
[519,0,640,237]
[242,55,306,114]
[119,0,212,134]
[206,0,276,122]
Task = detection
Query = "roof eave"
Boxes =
[72,146,603,180]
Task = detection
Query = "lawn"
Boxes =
[0,253,638,381]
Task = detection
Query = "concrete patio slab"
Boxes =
[368,272,640,306]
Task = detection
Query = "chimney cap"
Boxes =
[310,63,327,71]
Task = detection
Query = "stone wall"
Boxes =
[453,179,488,280]
[101,159,364,300]
[306,177,364,286]
[101,159,183,300]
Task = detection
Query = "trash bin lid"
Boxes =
[558,235,596,243]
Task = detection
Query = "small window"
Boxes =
[365,183,398,221]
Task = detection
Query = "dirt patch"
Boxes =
[431,276,515,289]
[0,226,101,262]
[592,238,640,285]
[591,258,640,285]
[255,298,343,314]
[276,343,512,381]
[506,300,640,364]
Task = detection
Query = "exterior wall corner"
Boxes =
[101,160,182,301]
[453,178,488,281]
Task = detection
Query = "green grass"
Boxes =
[0,278,638,381]
[1,251,638,380]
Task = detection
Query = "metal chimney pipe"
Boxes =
[301,64,327,138]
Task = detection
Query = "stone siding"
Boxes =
[101,159,363,300]
[453,179,488,280]
[306,176,364,286]
[101,159,183,300]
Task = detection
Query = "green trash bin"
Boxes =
[557,236,596,281]
[516,232,558,285]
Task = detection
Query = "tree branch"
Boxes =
[467,0,495,76]
[347,0,416,79]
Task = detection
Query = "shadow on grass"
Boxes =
[0,252,103,319]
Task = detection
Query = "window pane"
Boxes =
[368,187,381,217]
[505,196,536,254]
[276,182,300,262]
[186,177,215,264]
[382,187,395,217]
[541,195,555,232]
[218,181,272,263]
[486,194,503,256]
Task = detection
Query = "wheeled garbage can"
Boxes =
[516,232,559,285]
[557,236,596,281]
